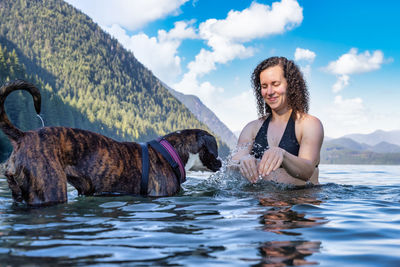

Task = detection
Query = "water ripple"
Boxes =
[0,165,400,266]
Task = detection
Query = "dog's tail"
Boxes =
[0,80,41,143]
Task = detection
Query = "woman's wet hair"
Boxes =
[251,56,309,119]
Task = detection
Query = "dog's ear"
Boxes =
[197,132,222,172]
[198,133,218,157]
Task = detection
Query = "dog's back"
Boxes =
[1,80,220,206]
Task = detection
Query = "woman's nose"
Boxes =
[266,85,274,95]
[262,85,273,96]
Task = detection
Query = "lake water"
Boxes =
[0,164,399,266]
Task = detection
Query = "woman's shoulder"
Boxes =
[245,117,269,133]
[238,117,267,142]
[245,117,266,129]
[297,113,322,127]
[296,113,324,140]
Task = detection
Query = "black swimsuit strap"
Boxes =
[251,111,300,158]
[278,113,300,156]
[251,115,271,159]
[279,113,295,147]
[258,115,272,147]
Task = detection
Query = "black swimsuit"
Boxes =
[251,113,300,159]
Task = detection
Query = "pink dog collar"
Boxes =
[158,138,186,180]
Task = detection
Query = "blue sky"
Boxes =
[65,0,400,138]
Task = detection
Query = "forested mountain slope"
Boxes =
[0,44,132,161]
[0,0,229,160]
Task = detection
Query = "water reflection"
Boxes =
[1,165,400,265]
[260,241,321,266]
[258,190,326,266]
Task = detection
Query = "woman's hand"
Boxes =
[239,154,259,183]
[258,147,285,176]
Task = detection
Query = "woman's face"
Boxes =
[259,65,289,113]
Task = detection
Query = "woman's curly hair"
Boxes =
[251,57,309,119]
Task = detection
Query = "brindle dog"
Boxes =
[0,80,222,206]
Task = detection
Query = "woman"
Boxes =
[231,57,323,186]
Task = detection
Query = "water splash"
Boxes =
[191,143,260,197]
[196,142,306,197]
[36,114,45,128]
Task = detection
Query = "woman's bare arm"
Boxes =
[258,115,323,181]
[281,115,323,180]
[229,120,262,183]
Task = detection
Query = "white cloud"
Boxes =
[172,70,224,103]
[325,48,385,92]
[331,95,366,121]
[158,20,197,41]
[321,95,400,138]
[183,0,303,79]
[332,74,349,93]
[214,90,258,132]
[104,21,197,84]
[65,0,189,31]
[170,69,256,132]
[294,48,316,63]
[299,64,312,78]
[323,95,368,137]
[180,77,256,132]
[294,47,316,78]
[68,0,304,133]
[326,48,384,75]
[318,48,392,136]
[199,0,303,43]
[174,0,303,125]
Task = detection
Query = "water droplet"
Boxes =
[36,114,45,127]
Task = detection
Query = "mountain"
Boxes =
[167,87,237,149]
[321,137,400,165]
[0,44,125,161]
[0,0,230,160]
[370,142,400,153]
[322,137,400,153]
[324,137,370,151]
[343,130,400,146]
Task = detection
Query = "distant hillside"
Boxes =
[321,137,400,165]
[324,138,370,151]
[0,0,230,160]
[0,44,124,161]
[370,142,400,153]
[343,130,400,146]
[167,87,237,149]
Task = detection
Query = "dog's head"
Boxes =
[5,151,68,207]
[5,162,25,204]
[165,129,222,173]
[194,130,222,172]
